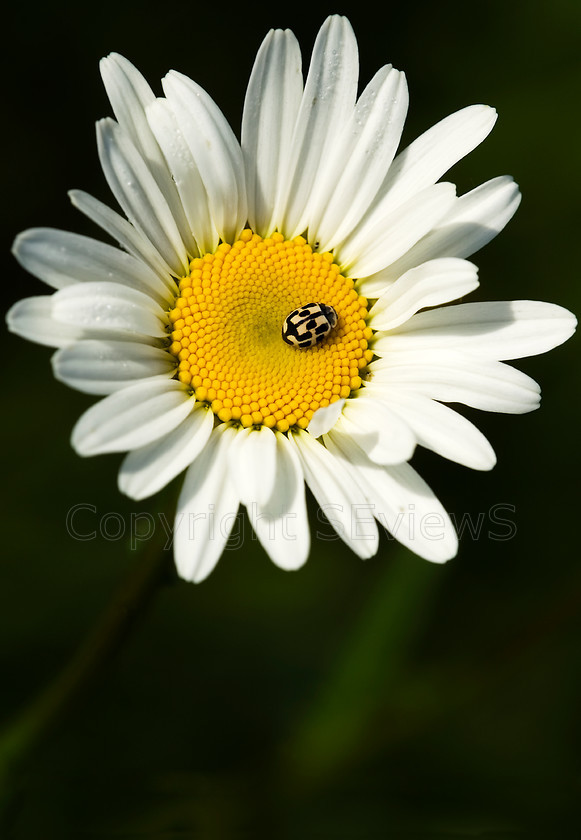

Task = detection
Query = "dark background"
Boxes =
[1,1,580,837]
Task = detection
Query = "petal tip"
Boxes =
[307,399,345,438]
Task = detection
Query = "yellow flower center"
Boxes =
[168,230,373,432]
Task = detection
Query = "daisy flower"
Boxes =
[7,15,576,582]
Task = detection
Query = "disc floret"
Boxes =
[168,230,373,432]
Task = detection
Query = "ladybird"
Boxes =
[281,302,338,348]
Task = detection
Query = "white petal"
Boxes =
[368,258,479,331]
[71,377,195,455]
[69,189,177,283]
[12,227,174,304]
[338,182,456,278]
[374,300,577,360]
[174,424,240,583]
[100,53,195,255]
[290,430,379,558]
[7,296,88,348]
[309,65,409,252]
[246,432,310,570]
[147,98,218,255]
[338,397,416,465]
[273,15,359,237]
[367,351,541,414]
[359,176,522,296]
[52,281,168,340]
[52,340,176,394]
[242,28,303,237]
[100,52,159,163]
[380,387,496,470]
[162,71,247,244]
[307,398,345,438]
[118,403,214,500]
[230,425,278,507]
[375,104,497,211]
[325,432,458,563]
[97,118,189,276]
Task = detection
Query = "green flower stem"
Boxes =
[0,531,173,796]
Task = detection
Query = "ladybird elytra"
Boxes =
[281,302,338,348]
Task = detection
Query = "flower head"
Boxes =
[7,15,576,581]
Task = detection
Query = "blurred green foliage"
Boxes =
[1,0,580,836]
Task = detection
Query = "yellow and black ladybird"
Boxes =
[282,302,338,348]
